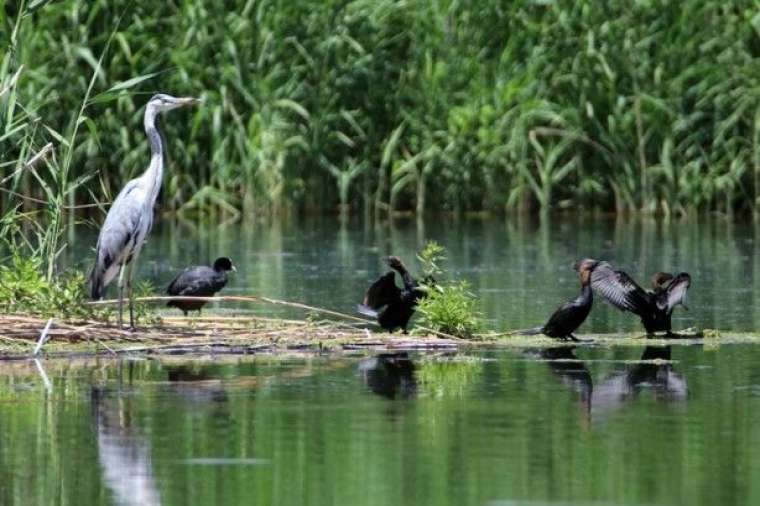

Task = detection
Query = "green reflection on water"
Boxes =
[2,346,760,506]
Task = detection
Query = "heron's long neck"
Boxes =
[143,108,164,204]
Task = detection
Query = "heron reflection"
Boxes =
[92,388,161,506]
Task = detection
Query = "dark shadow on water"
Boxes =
[592,346,688,420]
[165,365,230,405]
[541,347,593,404]
[540,345,688,425]
[541,347,593,427]
[358,352,417,400]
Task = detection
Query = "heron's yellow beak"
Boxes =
[177,97,202,106]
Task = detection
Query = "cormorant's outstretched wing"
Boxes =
[362,271,401,310]
[590,262,651,315]
[656,273,691,313]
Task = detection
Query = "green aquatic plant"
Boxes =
[414,241,482,339]
[0,253,110,320]
[417,240,446,279]
[0,246,159,324]
[416,281,483,339]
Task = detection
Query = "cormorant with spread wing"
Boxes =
[358,256,428,333]
[583,259,691,335]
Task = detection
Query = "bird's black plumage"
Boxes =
[521,259,599,340]
[587,261,691,334]
[357,256,428,333]
[166,257,235,315]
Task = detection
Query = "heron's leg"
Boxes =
[126,250,142,331]
[116,263,127,328]
[126,261,138,330]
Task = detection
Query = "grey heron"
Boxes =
[90,94,200,329]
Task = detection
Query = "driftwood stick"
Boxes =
[88,295,373,323]
[33,318,54,356]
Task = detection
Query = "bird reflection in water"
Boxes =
[541,347,593,427]
[541,346,687,424]
[358,352,417,400]
[92,387,161,506]
[165,365,230,405]
[592,346,687,420]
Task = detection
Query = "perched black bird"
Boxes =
[166,257,236,315]
[585,260,691,335]
[357,256,428,333]
[518,259,599,341]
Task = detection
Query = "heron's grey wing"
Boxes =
[90,179,148,298]
[657,273,691,313]
[590,262,650,315]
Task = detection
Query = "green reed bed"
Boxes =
[0,0,758,220]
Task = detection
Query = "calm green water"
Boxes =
[2,345,760,506]
[63,216,760,333]
[11,216,752,505]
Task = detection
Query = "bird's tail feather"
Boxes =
[357,304,379,318]
[90,268,104,300]
[507,326,544,336]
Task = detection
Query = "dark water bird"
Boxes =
[166,257,235,315]
[517,259,599,341]
[357,256,429,333]
[583,260,691,334]
[89,94,200,329]
[358,352,417,399]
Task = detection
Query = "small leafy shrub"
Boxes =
[0,253,114,320]
[415,241,483,339]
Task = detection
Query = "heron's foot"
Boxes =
[566,334,587,342]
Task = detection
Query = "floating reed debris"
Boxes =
[0,294,465,359]
[0,295,731,360]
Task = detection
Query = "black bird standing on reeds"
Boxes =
[166,257,236,316]
[358,256,428,333]
[584,260,691,335]
[516,259,600,341]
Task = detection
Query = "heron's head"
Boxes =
[213,257,236,273]
[146,93,201,113]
